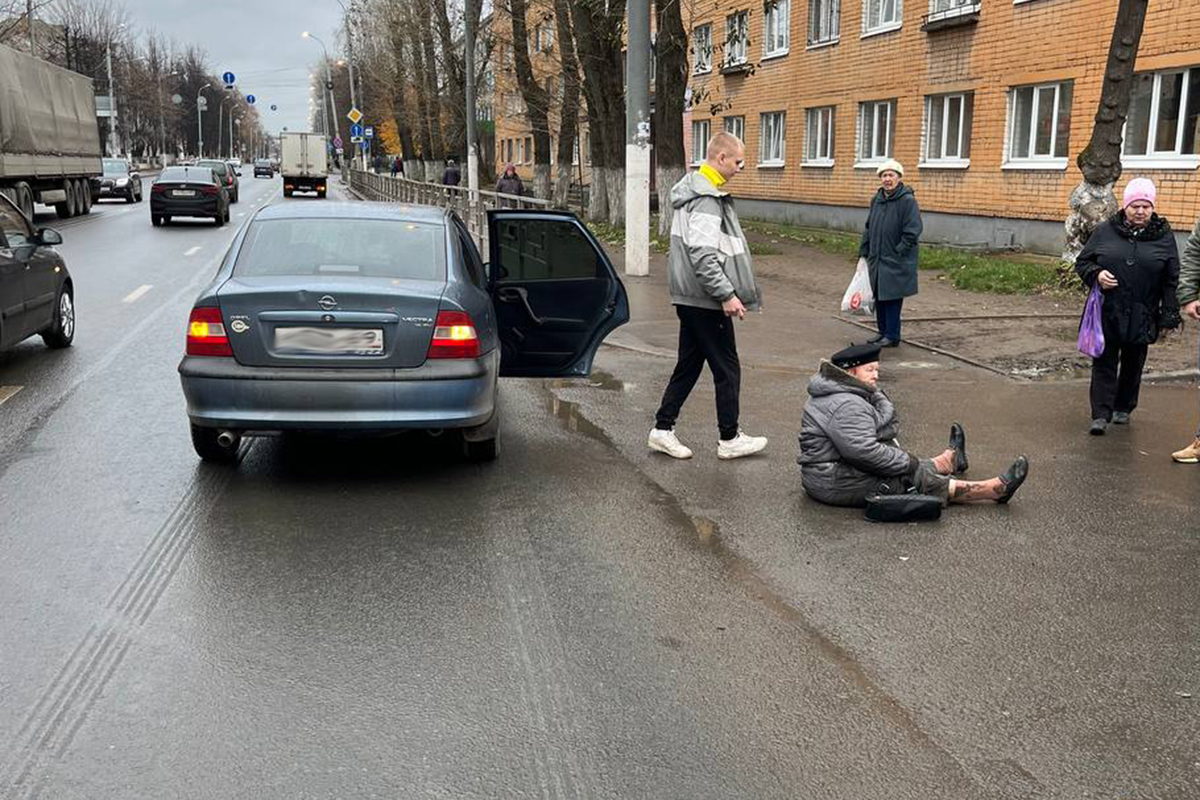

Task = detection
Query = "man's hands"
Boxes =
[1184,300,1200,321]
[1097,270,1119,290]
[722,296,747,320]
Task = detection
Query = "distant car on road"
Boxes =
[95,158,143,203]
[253,158,273,178]
[178,202,630,463]
[229,158,243,171]
[196,159,239,204]
[0,192,73,352]
[150,166,231,227]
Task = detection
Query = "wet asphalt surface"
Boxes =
[0,175,1197,799]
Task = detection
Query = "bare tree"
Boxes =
[654,0,686,236]
[550,0,580,208]
[1064,0,1150,262]
[570,0,625,224]
[507,0,552,199]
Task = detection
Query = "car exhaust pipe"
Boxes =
[425,429,445,438]
[216,430,238,448]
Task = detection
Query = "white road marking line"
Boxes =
[184,245,202,256]
[0,386,23,407]
[237,212,245,217]
[122,284,153,304]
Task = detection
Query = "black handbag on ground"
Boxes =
[864,493,943,523]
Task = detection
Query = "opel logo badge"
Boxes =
[318,295,338,311]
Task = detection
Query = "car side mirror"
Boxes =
[236,170,243,177]
[37,228,63,246]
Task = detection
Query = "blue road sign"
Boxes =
[349,123,363,138]
[222,71,236,85]
[364,126,374,138]
[246,95,256,105]
[360,140,369,151]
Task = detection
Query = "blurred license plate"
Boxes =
[275,327,383,354]
[173,189,195,197]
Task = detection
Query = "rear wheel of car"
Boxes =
[462,432,499,463]
[283,187,292,197]
[190,424,240,464]
[214,211,224,227]
[125,186,136,203]
[136,183,143,202]
[41,283,75,349]
[162,215,172,225]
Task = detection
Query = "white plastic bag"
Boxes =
[841,257,875,316]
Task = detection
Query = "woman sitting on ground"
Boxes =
[798,344,1028,507]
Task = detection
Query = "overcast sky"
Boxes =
[130,0,345,134]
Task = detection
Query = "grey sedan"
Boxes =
[178,202,629,463]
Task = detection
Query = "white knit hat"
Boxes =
[876,159,904,177]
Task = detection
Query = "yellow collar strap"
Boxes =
[698,163,726,188]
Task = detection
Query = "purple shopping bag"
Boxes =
[1077,284,1105,359]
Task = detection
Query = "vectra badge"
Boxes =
[317,295,338,311]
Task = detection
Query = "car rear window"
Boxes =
[234,218,445,281]
[160,167,206,182]
[198,161,228,175]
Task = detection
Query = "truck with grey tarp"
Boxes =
[0,42,103,221]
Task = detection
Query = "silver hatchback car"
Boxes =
[178,202,629,463]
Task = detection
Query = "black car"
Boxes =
[196,159,240,203]
[95,158,143,203]
[253,158,273,178]
[0,193,73,352]
[150,166,231,227]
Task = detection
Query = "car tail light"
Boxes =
[187,306,233,356]
[427,310,480,359]
[152,183,167,194]
[200,185,219,196]
[226,175,234,185]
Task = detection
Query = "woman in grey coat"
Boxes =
[859,159,923,347]
[798,344,1028,507]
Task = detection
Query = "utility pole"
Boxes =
[105,40,117,156]
[197,83,211,158]
[624,0,651,276]
[26,0,35,54]
[465,0,479,199]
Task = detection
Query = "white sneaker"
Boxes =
[717,431,768,460]
[648,428,694,459]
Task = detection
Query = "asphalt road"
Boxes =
[0,174,1196,799]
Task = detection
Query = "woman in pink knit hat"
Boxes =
[1074,178,1182,435]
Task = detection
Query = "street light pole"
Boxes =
[105,39,116,156]
[197,83,211,158]
[465,0,478,199]
[334,0,363,170]
[303,32,339,168]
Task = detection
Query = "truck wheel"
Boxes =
[41,283,75,349]
[78,180,93,214]
[190,424,240,464]
[14,182,34,221]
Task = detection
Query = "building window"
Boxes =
[804,106,836,165]
[808,0,841,46]
[863,0,902,35]
[524,136,533,164]
[924,92,973,165]
[929,0,977,17]
[505,139,513,163]
[763,0,790,57]
[1006,81,1072,166]
[724,115,745,142]
[692,24,713,74]
[760,111,786,165]
[1124,67,1200,162]
[692,119,711,165]
[857,100,895,163]
[724,11,749,67]
[572,136,580,165]
[584,133,591,164]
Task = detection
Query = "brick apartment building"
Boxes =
[493,0,1200,253]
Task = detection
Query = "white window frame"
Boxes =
[724,11,749,67]
[691,119,711,166]
[1121,67,1200,169]
[862,0,903,38]
[921,92,972,168]
[1004,81,1072,170]
[808,0,841,48]
[804,106,836,166]
[928,0,978,21]
[572,136,580,165]
[724,115,746,142]
[763,0,791,59]
[759,111,787,167]
[856,100,895,166]
[692,24,713,74]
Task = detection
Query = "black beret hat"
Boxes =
[831,343,882,369]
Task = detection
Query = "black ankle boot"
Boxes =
[949,422,968,474]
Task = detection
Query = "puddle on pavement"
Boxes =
[546,393,615,449]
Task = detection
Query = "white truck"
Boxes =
[279,132,328,198]
[0,43,103,220]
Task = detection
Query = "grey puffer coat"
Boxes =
[798,361,919,507]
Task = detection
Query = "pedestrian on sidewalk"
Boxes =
[647,132,767,461]
[1171,204,1200,462]
[495,163,524,207]
[798,344,1029,507]
[391,156,401,178]
[1075,178,1181,436]
[443,159,461,186]
[858,160,922,348]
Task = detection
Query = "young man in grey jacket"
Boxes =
[1172,214,1200,462]
[648,132,768,460]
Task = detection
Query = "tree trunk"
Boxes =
[570,0,625,224]
[431,0,465,160]
[551,0,581,208]
[654,0,687,235]
[587,129,608,222]
[404,19,434,178]
[509,0,552,199]
[1064,0,1150,263]
[419,8,445,164]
